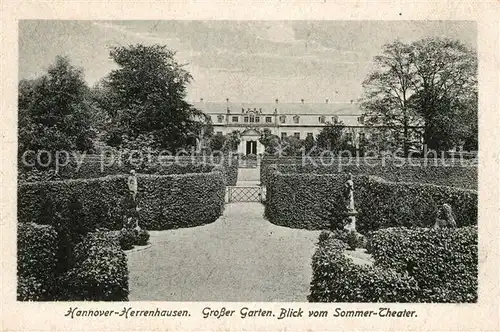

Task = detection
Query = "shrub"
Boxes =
[135,229,150,246]
[17,223,58,301]
[308,236,420,302]
[346,231,358,251]
[369,226,478,302]
[118,229,136,250]
[58,231,128,301]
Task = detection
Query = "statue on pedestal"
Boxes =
[343,173,358,232]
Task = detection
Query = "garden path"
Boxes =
[126,202,321,301]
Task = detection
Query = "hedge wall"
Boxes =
[265,170,477,232]
[17,223,58,301]
[308,233,420,302]
[369,227,478,302]
[19,171,225,232]
[355,177,477,233]
[19,154,240,184]
[265,172,350,230]
[58,231,129,301]
[260,157,477,190]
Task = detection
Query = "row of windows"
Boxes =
[216,115,364,124]
[215,131,366,142]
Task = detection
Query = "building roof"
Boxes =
[191,101,362,116]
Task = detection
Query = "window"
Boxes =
[294,132,300,139]
[357,116,364,124]
[216,131,223,135]
[293,115,300,124]
[255,116,260,123]
[318,116,325,124]
[332,116,339,123]
[359,132,366,141]
[281,132,287,139]
[279,115,286,123]
[244,116,249,123]
[265,116,272,123]
[232,116,239,123]
[346,132,353,142]
[217,115,224,123]
[249,115,255,123]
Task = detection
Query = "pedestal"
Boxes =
[344,209,358,232]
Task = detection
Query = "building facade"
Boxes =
[193,99,367,155]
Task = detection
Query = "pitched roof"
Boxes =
[191,101,362,115]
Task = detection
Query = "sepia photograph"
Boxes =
[17,19,479,305]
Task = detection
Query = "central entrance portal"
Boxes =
[246,140,257,155]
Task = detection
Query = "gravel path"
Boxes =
[126,202,320,301]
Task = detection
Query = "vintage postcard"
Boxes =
[1,1,499,331]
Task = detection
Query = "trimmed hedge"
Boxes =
[265,172,350,230]
[265,170,477,232]
[17,223,58,301]
[18,170,225,274]
[308,233,420,302]
[18,170,225,232]
[369,226,478,302]
[355,177,477,233]
[19,154,239,184]
[260,157,477,190]
[58,231,128,301]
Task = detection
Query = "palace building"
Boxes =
[193,98,367,155]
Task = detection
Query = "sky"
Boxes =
[19,20,476,103]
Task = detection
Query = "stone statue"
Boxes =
[124,170,140,230]
[343,173,355,211]
[343,173,357,232]
[128,169,138,201]
[433,203,457,229]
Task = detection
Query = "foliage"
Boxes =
[98,44,209,151]
[361,37,477,154]
[259,128,281,154]
[259,156,477,190]
[17,223,58,301]
[355,176,477,233]
[18,172,226,235]
[265,170,477,232]
[58,231,128,301]
[209,133,226,151]
[118,228,136,250]
[308,237,420,302]
[18,56,96,162]
[281,136,304,156]
[315,119,351,154]
[369,226,478,302]
[135,229,150,246]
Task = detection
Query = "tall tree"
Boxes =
[360,41,422,156]
[18,56,96,157]
[100,44,209,151]
[408,38,477,151]
[361,37,477,154]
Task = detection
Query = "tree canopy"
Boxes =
[361,37,477,154]
[99,44,209,151]
[18,56,96,156]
